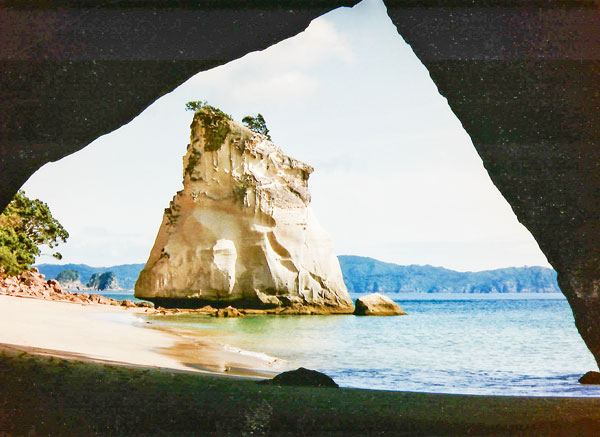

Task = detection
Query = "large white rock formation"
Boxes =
[134,108,354,313]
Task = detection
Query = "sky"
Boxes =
[22,0,551,272]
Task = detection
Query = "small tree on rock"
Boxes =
[185,100,207,112]
[242,114,271,140]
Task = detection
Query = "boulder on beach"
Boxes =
[354,293,407,316]
[579,371,600,384]
[134,107,354,314]
[259,367,339,388]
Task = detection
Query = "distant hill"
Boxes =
[338,255,560,294]
[36,263,144,290]
[87,272,119,291]
[36,257,561,293]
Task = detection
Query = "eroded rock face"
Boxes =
[134,110,353,313]
[354,293,407,316]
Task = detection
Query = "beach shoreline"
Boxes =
[0,294,283,379]
[3,347,600,436]
[3,294,600,434]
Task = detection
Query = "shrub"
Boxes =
[233,175,255,205]
[0,190,68,275]
[242,113,271,140]
[184,147,202,178]
[185,100,207,112]
[185,101,232,152]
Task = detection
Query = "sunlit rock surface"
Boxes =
[135,110,353,313]
[354,293,407,316]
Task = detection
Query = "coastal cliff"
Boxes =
[135,108,353,313]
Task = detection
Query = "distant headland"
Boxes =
[36,255,560,294]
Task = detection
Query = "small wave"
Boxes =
[220,343,282,364]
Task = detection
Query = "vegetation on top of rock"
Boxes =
[184,100,205,112]
[36,263,145,290]
[0,190,68,275]
[242,113,271,140]
[56,269,80,284]
[87,272,119,290]
[185,100,232,152]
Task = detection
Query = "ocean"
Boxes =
[103,291,600,397]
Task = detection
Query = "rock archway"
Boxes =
[2,0,600,366]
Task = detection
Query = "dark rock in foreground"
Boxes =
[259,367,339,388]
[354,293,407,316]
[579,371,600,385]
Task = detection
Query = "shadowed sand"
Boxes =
[3,294,600,435]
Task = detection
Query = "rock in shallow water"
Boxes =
[214,306,244,318]
[354,293,407,316]
[134,108,353,314]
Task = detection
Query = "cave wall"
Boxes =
[3,1,600,366]
[0,0,360,212]
[386,1,600,364]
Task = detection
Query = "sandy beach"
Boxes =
[3,294,600,435]
[0,294,283,377]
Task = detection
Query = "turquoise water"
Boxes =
[102,291,600,396]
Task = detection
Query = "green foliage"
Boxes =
[185,100,206,112]
[197,109,231,152]
[0,246,19,275]
[87,273,100,289]
[0,190,68,275]
[87,271,118,290]
[164,200,181,226]
[185,101,233,152]
[242,113,271,140]
[56,269,80,284]
[233,175,255,204]
[184,147,202,178]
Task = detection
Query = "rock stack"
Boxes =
[135,109,354,314]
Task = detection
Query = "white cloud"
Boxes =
[230,71,319,105]
[186,16,354,107]
[271,18,355,67]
